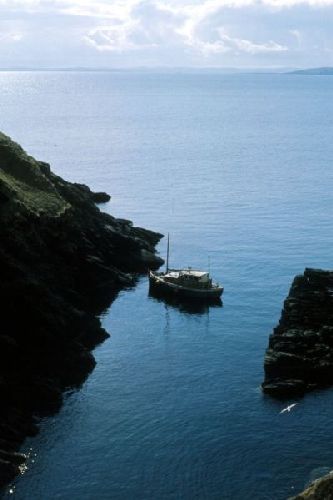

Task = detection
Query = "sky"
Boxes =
[0,0,333,69]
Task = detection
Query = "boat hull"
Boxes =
[149,271,223,300]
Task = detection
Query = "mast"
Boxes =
[166,232,170,273]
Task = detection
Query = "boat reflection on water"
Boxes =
[148,287,223,315]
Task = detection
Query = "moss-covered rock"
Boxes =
[290,472,333,499]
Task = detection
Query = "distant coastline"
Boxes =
[289,66,333,75]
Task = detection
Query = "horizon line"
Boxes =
[0,65,298,73]
[0,65,331,74]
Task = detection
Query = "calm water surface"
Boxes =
[1,71,333,499]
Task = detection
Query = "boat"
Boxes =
[148,287,223,313]
[148,234,224,301]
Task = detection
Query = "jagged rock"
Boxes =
[0,459,19,488]
[91,191,111,203]
[0,450,26,466]
[0,131,164,490]
[0,440,19,452]
[290,471,333,499]
[262,268,333,396]
[261,379,306,397]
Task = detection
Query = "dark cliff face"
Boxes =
[262,268,333,397]
[0,132,163,487]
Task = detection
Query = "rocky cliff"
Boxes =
[290,471,333,499]
[0,132,163,488]
[262,268,333,396]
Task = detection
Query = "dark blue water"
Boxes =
[1,71,333,499]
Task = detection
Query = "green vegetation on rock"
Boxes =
[0,132,69,215]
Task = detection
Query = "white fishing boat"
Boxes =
[149,235,224,300]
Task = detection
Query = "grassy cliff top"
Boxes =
[0,132,69,216]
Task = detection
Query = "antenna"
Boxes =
[166,233,170,273]
[208,254,211,274]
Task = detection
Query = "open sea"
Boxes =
[1,70,333,499]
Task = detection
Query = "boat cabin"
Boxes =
[164,269,212,289]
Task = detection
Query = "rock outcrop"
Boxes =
[91,191,111,203]
[290,471,333,499]
[262,268,333,397]
[0,132,163,488]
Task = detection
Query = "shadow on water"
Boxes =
[148,288,223,315]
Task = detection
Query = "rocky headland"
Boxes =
[289,471,333,499]
[0,132,163,488]
[262,268,333,397]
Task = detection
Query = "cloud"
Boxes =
[84,21,151,52]
[59,1,140,19]
[84,1,186,51]
[198,32,288,54]
[174,3,289,55]
[0,31,23,42]
[81,0,288,55]
[0,0,141,18]
[289,28,302,47]
[0,0,333,17]
[0,0,332,66]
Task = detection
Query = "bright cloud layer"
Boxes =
[0,0,333,67]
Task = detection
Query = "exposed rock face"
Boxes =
[0,132,163,488]
[290,472,333,499]
[91,191,111,203]
[262,268,333,397]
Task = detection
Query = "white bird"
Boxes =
[280,403,297,414]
